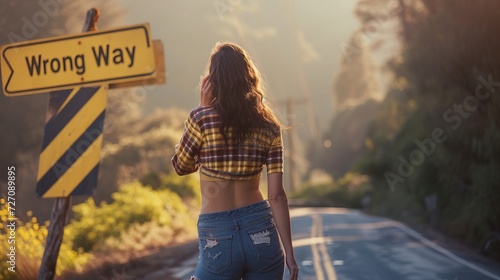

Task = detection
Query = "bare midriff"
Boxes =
[199,175,264,214]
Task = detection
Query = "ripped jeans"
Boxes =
[192,200,285,280]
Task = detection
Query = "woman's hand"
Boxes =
[200,76,214,106]
[286,254,299,280]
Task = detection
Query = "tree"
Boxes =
[308,30,381,179]
[354,0,500,249]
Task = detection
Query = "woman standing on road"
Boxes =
[172,42,298,280]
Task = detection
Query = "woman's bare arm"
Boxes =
[267,173,298,280]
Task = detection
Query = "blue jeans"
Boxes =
[193,200,285,280]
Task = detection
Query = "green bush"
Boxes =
[0,198,91,280]
[293,173,372,208]
[141,172,201,203]
[66,181,195,252]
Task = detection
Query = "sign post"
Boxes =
[37,9,102,280]
[0,8,166,280]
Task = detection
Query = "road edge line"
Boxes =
[394,222,500,280]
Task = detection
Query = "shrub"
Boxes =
[141,172,201,204]
[0,198,90,280]
[293,173,372,208]
[66,181,195,252]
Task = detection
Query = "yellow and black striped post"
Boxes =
[36,86,107,197]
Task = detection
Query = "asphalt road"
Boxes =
[165,207,500,280]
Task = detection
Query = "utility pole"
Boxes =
[276,97,307,193]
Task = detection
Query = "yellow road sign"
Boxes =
[36,86,107,197]
[1,24,155,97]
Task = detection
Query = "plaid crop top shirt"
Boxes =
[172,106,284,180]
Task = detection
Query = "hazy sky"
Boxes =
[119,1,359,138]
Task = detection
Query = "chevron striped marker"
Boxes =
[36,86,107,197]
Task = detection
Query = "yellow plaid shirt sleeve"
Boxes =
[171,111,202,175]
[266,131,284,174]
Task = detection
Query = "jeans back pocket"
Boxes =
[199,232,232,273]
[247,223,283,260]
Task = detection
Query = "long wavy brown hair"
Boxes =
[207,42,282,145]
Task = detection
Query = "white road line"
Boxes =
[293,236,333,248]
[394,222,500,280]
